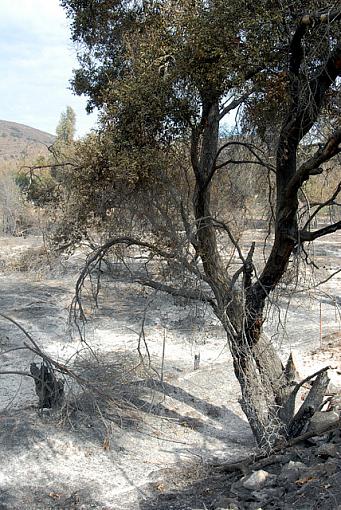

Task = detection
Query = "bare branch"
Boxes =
[20,163,77,172]
[303,180,341,230]
[219,90,254,121]
[0,346,28,356]
[136,277,216,308]
[288,369,330,437]
[244,242,256,290]
[290,366,330,401]
[216,141,274,172]
[71,235,216,338]
[0,371,35,379]
[294,268,341,293]
[0,312,45,354]
[0,314,92,390]
[309,200,341,208]
[204,141,275,189]
[287,130,341,198]
[212,218,256,290]
[214,158,273,171]
[230,266,244,290]
[74,236,176,314]
[300,219,341,242]
[212,218,245,264]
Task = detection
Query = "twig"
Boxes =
[0,313,129,408]
[0,347,28,356]
[161,328,166,383]
[0,312,44,353]
[0,370,35,379]
[293,268,341,293]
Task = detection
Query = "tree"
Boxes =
[60,0,341,448]
[16,108,78,208]
[56,106,76,146]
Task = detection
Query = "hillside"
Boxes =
[0,120,55,161]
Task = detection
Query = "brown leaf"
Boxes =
[103,437,111,450]
[48,493,61,500]
[295,476,317,486]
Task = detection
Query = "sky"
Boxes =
[0,0,97,137]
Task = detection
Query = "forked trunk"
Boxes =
[223,301,330,448]
[191,74,334,447]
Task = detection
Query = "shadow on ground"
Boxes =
[70,350,252,447]
[138,465,233,510]
[0,482,102,510]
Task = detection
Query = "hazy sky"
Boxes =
[0,0,97,137]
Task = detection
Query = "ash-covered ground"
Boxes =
[0,232,341,509]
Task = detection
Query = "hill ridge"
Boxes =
[0,119,55,161]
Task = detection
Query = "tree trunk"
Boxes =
[191,72,335,447]
[222,293,331,448]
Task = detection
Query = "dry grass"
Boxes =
[3,245,61,275]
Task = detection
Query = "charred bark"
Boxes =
[30,362,64,408]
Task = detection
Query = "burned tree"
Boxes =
[30,362,64,409]
[59,1,341,447]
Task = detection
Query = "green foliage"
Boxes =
[61,1,340,143]
[15,108,77,207]
[49,126,192,250]
[57,0,341,246]
[61,1,283,135]
[15,160,58,206]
